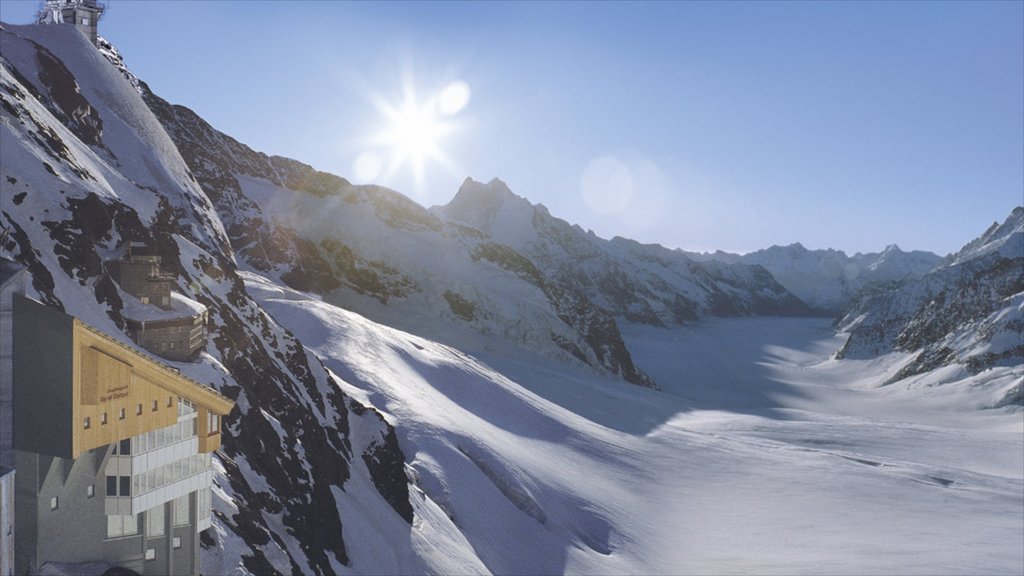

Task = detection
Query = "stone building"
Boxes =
[37,0,105,47]
[9,294,234,576]
[110,244,208,362]
[110,244,175,311]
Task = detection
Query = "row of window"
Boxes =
[151,339,186,352]
[84,396,175,430]
[106,494,192,539]
[49,482,98,511]
[131,453,212,498]
[110,418,196,458]
[137,296,170,307]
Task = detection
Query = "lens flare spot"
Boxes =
[438,81,471,116]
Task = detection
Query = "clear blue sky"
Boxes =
[2,1,1022,255]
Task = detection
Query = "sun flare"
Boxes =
[359,79,470,190]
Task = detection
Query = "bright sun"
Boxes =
[356,80,470,190]
[381,98,447,181]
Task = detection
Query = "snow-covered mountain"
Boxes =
[0,24,412,573]
[688,242,943,313]
[837,207,1023,402]
[139,82,812,389]
[2,22,1021,576]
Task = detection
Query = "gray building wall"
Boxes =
[1,267,27,468]
[1,467,14,576]
[15,449,202,576]
[12,295,74,458]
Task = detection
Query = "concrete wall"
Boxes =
[1,467,14,576]
[1,271,26,468]
[12,295,74,458]
[15,448,203,575]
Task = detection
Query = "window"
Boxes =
[167,396,173,408]
[86,484,95,498]
[152,399,158,412]
[196,488,211,522]
[161,296,169,306]
[146,505,164,537]
[106,475,117,496]
[140,296,149,304]
[107,514,138,539]
[208,412,220,436]
[101,412,108,425]
[119,408,126,420]
[119,438,131,455]
[173,495,190,526]
[172,536,182,549]
[145,548,155,561]
[137,403,143,415]
[49,496,58,511]
[119,476,130,497]
[83,416,90,429]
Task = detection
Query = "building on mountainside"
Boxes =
[1,257,29,469]
[0,258,26,575]
[109,244,209,362]
[4,289,233,576]
[37,0,105,46]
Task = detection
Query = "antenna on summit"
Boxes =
[37,0,106,47]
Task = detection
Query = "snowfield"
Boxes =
[244,272,1023,575]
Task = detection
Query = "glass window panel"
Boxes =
[124,514,138,536]
[107,515,123,539]
[146,505,164,537]
[173,495,190,526]
[106,476,117,496]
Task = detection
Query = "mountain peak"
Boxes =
[439,177,531,234]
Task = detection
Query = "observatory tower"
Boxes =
[37,0,105,46]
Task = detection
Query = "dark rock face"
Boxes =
[34,44,103,147]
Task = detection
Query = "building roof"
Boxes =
[75,318,233,415]
[121,291,207,323]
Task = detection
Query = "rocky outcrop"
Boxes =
[836,207,1023,391]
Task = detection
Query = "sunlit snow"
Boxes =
[244,273,1023,575]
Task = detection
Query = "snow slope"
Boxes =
[247,272,1023,574]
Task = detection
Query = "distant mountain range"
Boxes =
[685,242,944,313]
